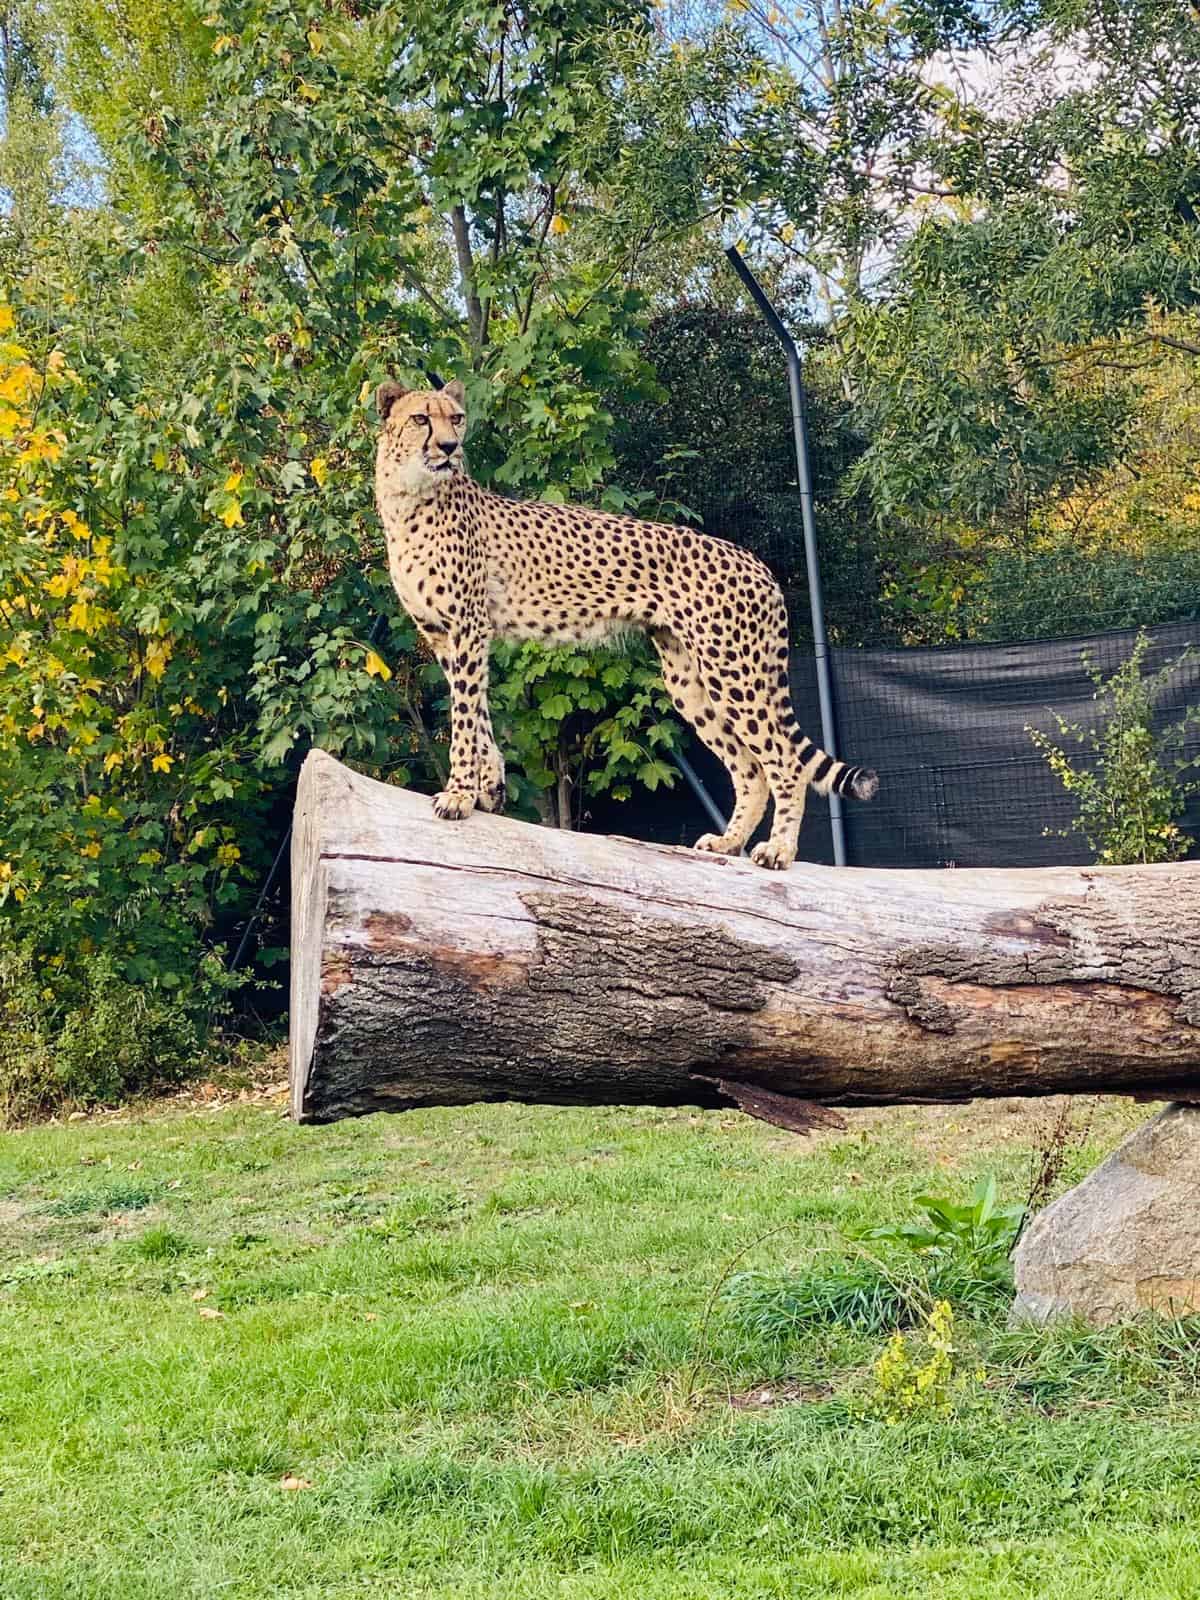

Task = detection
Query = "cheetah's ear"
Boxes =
[375,380,408,420]
[442,378,466,408]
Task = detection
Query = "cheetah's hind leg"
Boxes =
[650,629,769,857]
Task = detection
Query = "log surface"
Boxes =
[290,749,1200,1125]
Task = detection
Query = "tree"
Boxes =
[829,0,1200,640]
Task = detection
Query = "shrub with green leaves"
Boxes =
[0,939,235,1124]
[491,640,681,828]
[851,1175,1024,1292]
[1028,632,1200,865]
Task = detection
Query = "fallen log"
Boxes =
[289,749,1200,1127]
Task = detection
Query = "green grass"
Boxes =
[1,1093,1198,1598]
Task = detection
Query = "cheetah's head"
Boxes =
[375,379,467,494]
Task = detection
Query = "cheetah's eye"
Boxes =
[449,414,465,428]
[410,412,428,425]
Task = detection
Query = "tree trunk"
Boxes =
[290,750,1200,1128]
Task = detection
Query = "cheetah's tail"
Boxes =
[800,742,879,803]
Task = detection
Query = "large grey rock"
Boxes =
[1012,1104,1200,1326]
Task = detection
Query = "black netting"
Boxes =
[831,622,1200,867]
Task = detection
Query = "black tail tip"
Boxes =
[852,768,879,802]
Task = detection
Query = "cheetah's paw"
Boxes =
[750,839,794,871]
[477,778,507,814]
[694,833,740,856]
[432,787,477,821]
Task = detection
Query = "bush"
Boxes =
[964,546,1200,642]
[0,939,236,1123]
[1028,631,1200,864]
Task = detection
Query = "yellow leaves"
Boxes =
[4,643,26,667]
[0,361,38,407]
[212,32,235,52]
[138,849,164,866]
[67,599,115,634]
[16,429,65,466]
[280,1474,313,1491]
[103,751,123,774]
[0,861,12,881]
[153,446,168,470]
[151,753,175,773]
[310,456,328,487]
[144,638,173,680]
[297,81,321,102]
[548,215,569,236]
[224,469,244,494]
[306,26,324,52]
[80,840,101,859]
[220,499,244,528]
[217,843,241,867]
[0,304,13,334]
[363,649,392,682]
[60,508,91,540]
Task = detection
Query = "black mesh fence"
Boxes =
[828,621,1198,868]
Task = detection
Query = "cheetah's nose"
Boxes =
[435,438,458,456]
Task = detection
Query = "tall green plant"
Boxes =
[490,640,680,828]
[1028,633,1200,864]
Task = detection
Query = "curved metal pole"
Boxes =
[724,245,847,866]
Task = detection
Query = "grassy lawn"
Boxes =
[2,1085,1199,1598]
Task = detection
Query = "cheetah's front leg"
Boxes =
[430,622,490,821]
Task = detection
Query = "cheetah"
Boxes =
[374,378,878,870]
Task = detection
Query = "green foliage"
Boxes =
[853,1175,1025,1289]
[960,546,1200,643]
[1,0,715,1103]
[491,640,681,827]
[727,1176,1022,1343]
[0,939,233,1123]
[1028,633,1200,864]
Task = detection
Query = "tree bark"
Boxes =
[290,750,1200,1128]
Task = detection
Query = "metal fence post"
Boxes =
[724,245,847,867]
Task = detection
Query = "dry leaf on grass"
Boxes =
[280,1475,312,1491]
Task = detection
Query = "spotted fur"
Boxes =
[374,380,878,869]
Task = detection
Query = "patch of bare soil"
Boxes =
[727,1379,835,1411]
